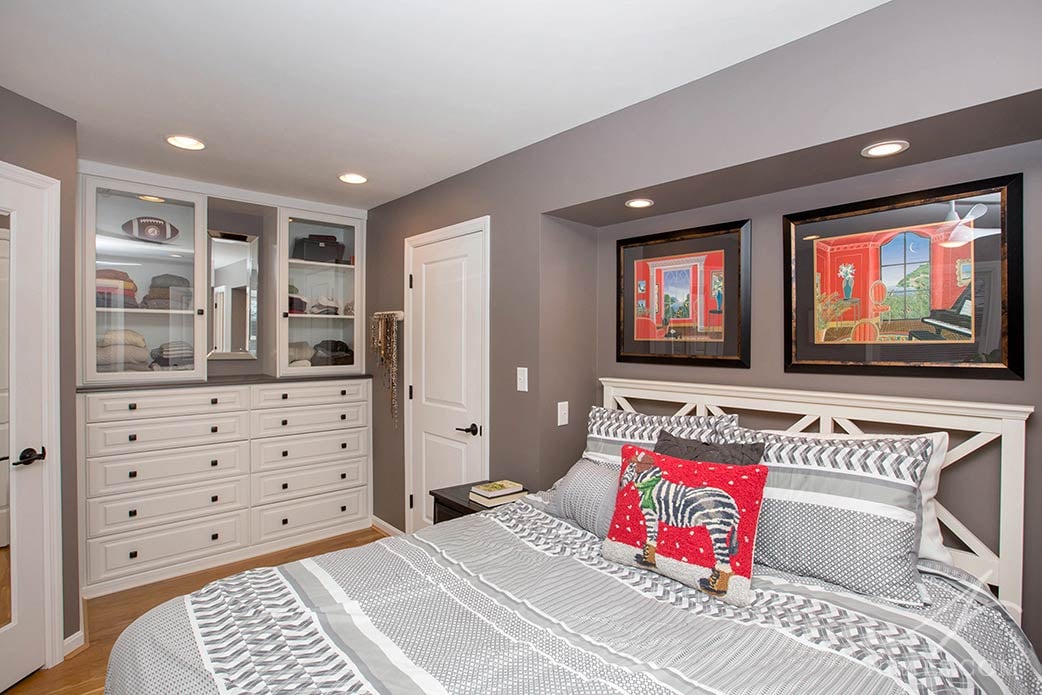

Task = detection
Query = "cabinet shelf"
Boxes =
[287,313,355,320]
[96,307,196,316]
[288,258,355,270]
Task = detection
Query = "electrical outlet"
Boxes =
[557,401,569,426]
[516,367,528,392]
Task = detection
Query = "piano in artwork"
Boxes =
[912,285,973,339]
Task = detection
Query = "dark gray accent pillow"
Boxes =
[654,429,765,465]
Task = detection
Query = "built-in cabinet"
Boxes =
[78,378,372,596]
[76,164,372,597]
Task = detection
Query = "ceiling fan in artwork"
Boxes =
[938,201,991,248]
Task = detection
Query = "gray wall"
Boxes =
[0,86,79,637]
[366,0,1042,645]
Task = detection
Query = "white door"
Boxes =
[0,164,60,689]
[406,217,489,531]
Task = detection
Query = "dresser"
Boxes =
[78,377,372,597]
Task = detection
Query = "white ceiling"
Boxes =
[0,1,888,209]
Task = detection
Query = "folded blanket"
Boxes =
[288,341,313,363]
[97,329,147,349]
[97,362,152,372]
[140,296,192,310]
[96,269,139,293]
[96,292,139,309]
[150,341,194,362]
[289,359,312,368]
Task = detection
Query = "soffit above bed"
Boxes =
[548,90,1042,227]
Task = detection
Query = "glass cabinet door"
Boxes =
[279,208,363,375]
[83,177,207,384]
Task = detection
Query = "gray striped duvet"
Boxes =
[106,501,1041,694]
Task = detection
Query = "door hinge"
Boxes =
[408,385,413,399]
[408,274,413,289]
[409,494,414,509]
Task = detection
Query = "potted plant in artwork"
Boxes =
[814,290,849,342]
[837,263,856,300]
[711,273,724,313]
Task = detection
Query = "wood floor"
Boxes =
[4,526,386,695]
[0,546,10,628]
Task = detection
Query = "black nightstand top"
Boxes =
[429,480,493,517]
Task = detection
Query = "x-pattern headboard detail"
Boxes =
[600,377,1034,624]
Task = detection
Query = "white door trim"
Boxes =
[403,216,490,533]
[0,159,64,667]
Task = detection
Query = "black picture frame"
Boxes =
[784,174,1023,379]
[617,220,751,367]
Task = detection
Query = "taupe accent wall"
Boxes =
[366,0,1042,646]
[0,86,79,637]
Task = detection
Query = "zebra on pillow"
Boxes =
[620,449,742,596]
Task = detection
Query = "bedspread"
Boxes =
[106,501,1042,694]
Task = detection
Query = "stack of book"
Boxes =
[469,480,528,507]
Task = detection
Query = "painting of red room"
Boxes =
[785,174,1023,379]
[618,220,750,367]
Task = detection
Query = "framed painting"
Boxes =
[784,174,1023,379]
[617,220,750,367]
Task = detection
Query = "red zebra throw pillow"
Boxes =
[601,445,769,606]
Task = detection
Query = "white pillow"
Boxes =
[763,429,950,565]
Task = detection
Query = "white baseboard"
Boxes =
[371,515,404,536]
[63,630,84,657]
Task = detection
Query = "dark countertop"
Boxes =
[77,372,373,393]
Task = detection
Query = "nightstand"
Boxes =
[429,481,492,524]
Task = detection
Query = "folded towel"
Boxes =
[148,273,191,289]
[288,341,313,363]
[96,269,139,293]
[289,359,312,368]
[150,341,194,362]
[97,329,147,349]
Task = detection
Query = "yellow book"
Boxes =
[470,480,523,498]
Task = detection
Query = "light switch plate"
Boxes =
[557,401,569,426]
[516,367,528,392]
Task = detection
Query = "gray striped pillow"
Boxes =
[583,407,736,467]
[750,439,930,605]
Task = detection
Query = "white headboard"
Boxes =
[600,377,1034,623]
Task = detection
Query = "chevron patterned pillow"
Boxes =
[750,440,931,605]
[583,406,736,467]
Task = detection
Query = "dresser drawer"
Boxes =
[251,380,368,409]
[87,476,249,538]
[250,402,367,439]
[86,441,249,497]
[250,429,368,472]
[87,510,249,584]
[85,386,250,422]
[252,488,368,543]
[252,458,367,506]
[86,411,250,457]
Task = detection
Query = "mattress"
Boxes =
[106,501,1042,694]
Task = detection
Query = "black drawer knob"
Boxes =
[211,397,218,405]
[340,505,347,512]
[341,442,347,449]
[128,470,138,478]
[282,450,288,457]
[281,393,288,400]
[281,482,288,490]
[281,419,288,426]
[128,403,137,411]
[340,473,347,480]
[211,533,219,541]
[128,509,137,518]
[128,434,137,442]
[197,308,205,315]
[281,518,288,525]
[129,551,138,559]
[282,311,289,318]
[210,426,218,433]
[340,414,347,420]
[210,460,218,467]
[340,389,347,396]
[211,495,218,503]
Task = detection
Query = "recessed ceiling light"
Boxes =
[625,198,654,209]
[860,139,909,158]
[338,173,367,184]
[166,134,206,151]
[138,195,165,203]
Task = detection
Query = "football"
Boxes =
[121,216,180,243]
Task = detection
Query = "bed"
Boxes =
[106,379,1041,694]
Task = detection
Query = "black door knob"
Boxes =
[14,446,46,466]
[454,423,479,436]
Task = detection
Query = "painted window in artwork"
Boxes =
[879,231,931,320]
